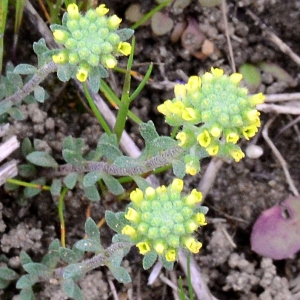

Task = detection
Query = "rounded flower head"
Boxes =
[157,67,265,163]
[120,180,207,263]
[50,4,133,88]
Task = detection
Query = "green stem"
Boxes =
[43,146,185,177]
[58,187,68,247]
[83,82,112,135]
[6,178,50,190]
[113,37,135,141]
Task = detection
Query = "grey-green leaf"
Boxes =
[20,252,33,266]
[63,264,85,281]
[19,288,35,300]
[62,149,85,166]
[88,67,101,93]
[57,64,77,82]
[24,178,46,198]
[102,174,124,195]
[16,274,38,289]
[63,172,78,189]
[74,238,101,253]
[83,171,103,188]
[0,267,18,281]
[105,211,126,234]
[8,107,25,120]
[26,151,58,168]
[62,279,84,300]
[50,179,62,196]
[85,218,101,242]
[14,64,37,75]
[0,100,12,115]
[172,160,186,179]
[116,28,134,41]
[21,138,34,157]
[22,263,50,277]
[143,251,157,270]
[108,264,131,283]
[83,185,100,201]
[59,247,84,264]
[34,86,45,103]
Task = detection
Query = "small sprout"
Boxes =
[245,144,263,159]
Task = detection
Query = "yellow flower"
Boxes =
[157,100,171,116]
[246,110,260,123]
[176,131,187,146]
[169,101,185,115]
[242,125,258,140]
[104,56,117,68]
[206,144,219,156]
[182,107,198,121]
[125,207,140,222]
[211,67,224,78]
[184,237,202,253]
[165,249,177,262]
[186,164,197,176]
[249,92,265,106]
[185,220,198,233]
[52,51,68,64]
[171,178,184,192]
[145,187,156,199]
[67,4,80,19]
[117,42,131,56]
[210,126,222,138]
[185,189,202,206]
[108,15,122,28]
[122,225,136,237]
[130,188,143,205]
[137,242,151,255]
[186,76,201,93]
[154,242,166,254]
[76,66,90,82]
[229,73,243,84]
[197,130,211,148]
[156,185,167,194]
[226,132,239,144]
[174,84,186,100]
[195,213,207,225]
[96,4,109,16]
[230,148,245,162]
[53,30,68,43]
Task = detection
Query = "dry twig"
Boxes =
[262,117,299,196]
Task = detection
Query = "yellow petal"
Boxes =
[117,42,131,56]
[185,189,202,205]
[231,149,245,162]
[125,207,140,222]
[136,242,151,255]
[165,249,177,261]
[184,237,202,253]
[229,73,243,84]
[171,178,184,192]
[130,188,143,204]
[197,130,211,148]
[121,225,136,237]
[96,4,109,16]
[195,213,207,226]
[211,67,224,78]
[186,76,201,93]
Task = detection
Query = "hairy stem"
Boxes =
[43,146,184,178]
[2,60,58,105]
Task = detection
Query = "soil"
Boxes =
[1,0,300,299]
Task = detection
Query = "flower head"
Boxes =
[157,67,265,164]
[114,181,207,265]
[50,4,133,89]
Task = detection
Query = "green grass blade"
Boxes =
[0,0,8,73]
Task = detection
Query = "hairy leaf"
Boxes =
[50,179,62,196]
[116,28,134,41]
[24,178,46,198]
[63,172,78,189]
[105,211,126,233]
[62,149,85,166]
[26,151,58,168]
[143,251,157,270]
[108,264,131,283]
[102,174,124,195]
[16,274,38,289]
[33,86,45,103]
[0,267,18,281]
[88,67,101,93]
[19,288,35,300]
[62,279,84,300]
[59,247,84,264]
[14,64,37,75]
[83,171,103,188]
[83,185,100,201]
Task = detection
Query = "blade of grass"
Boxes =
[131,0,171,30]
[113,37,136,141]
[100,79,142,125]
[58,187,68,247]
[129,62,153,102]
[83,81,112,135]
[13,0,26,56]
[0,0,8,73]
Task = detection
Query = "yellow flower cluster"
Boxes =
[120,179,207,262]
[158,68,265,170]
[51,4,132,83]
